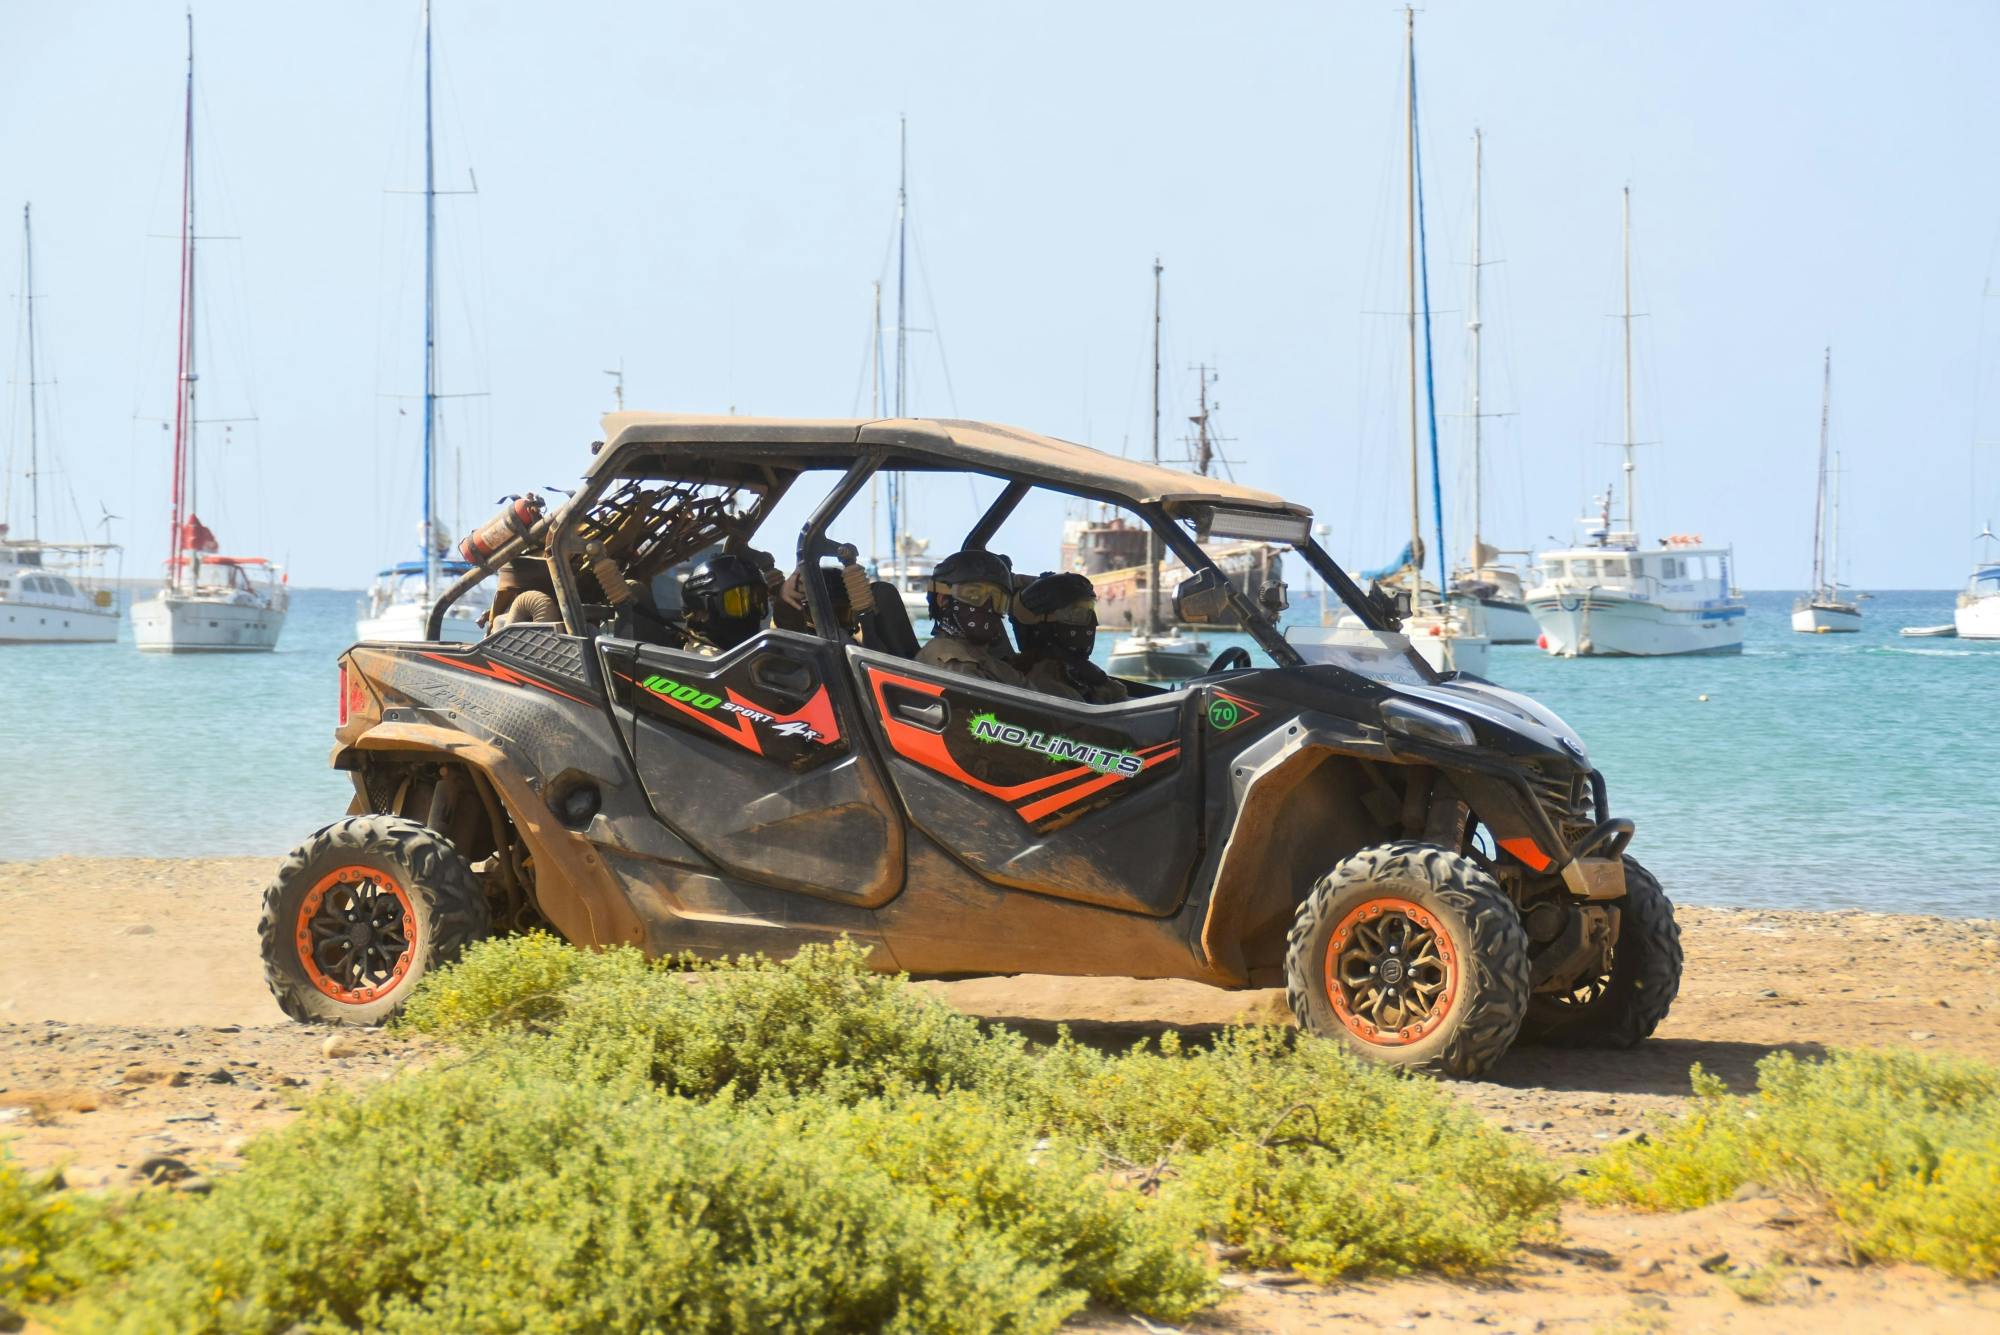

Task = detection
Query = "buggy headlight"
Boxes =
[1380,698,1476,748]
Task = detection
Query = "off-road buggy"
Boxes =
[263,414,1680,1076]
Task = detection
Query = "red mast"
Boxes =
[167,13,194,585]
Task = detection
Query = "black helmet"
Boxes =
[929,549,1014,644]
[1012,571,1099,657]
[682,553,768,650]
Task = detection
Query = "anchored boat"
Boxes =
[1791,348,1860,633]
[131,15,286,654]
[1527,188,1744,658]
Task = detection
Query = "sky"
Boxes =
[3,0,1999,590]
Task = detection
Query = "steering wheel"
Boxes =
[1206,645,1252,674]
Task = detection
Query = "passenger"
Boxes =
[679,554,769,654]
[773,564,861,640]
[1011,572,1128,704]
[917,550,1029,686]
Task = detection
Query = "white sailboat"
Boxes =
[1447,130,1537,646]
[1526,188,1745,658]
[131,15,287,654]
[2,203,120,645]
[1108,258,1212,682]
[1294,11,1487,677]
[1791,349,1860,633]
[358,0,491,643]
[1957,527,2000,639]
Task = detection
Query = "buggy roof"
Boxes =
[592,413,1309,516]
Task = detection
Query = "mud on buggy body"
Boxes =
[264,414,1680,1078]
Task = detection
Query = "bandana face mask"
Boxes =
[950,601,1007,645]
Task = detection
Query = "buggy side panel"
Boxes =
[852,652,1201,917]
[599,630,905,908]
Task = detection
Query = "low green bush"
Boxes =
[68,1064,1210,1334]
[1582,1048,2000,1278]
[1,1151,70,1309]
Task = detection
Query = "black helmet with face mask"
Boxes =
[1012,571,1100,658]
[928,550,1014,644]
[681,553,769,650]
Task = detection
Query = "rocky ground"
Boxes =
[3,856,1999,1332]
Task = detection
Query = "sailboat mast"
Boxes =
[888,117,907,571]
[1620,186,1637,541]
[1403,7,1420,589]
[1830,449,1842,597]
[22,205,39,542]
[168,12,196,592]
[1468,130,1482,566]
[421,0,439,602]
[1145,257,1163,635]
[869,278,881,562]
[1811,347,1832,597]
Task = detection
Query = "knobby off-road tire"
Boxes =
[1285,841,1531,1078]
[259,815,491,1026]
[1518,856,1681,1049]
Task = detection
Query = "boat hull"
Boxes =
[1790,602,1862,634]
[1107,634,1212,682]
[357,593,489,645]
[1528,593,1744,657]
[1451,593,1538,645]
[1290,618,1490,676]
[132,592,286,653]
[1090,543,1282,631]
[0,602,119,644]
[1957,595,2000,640]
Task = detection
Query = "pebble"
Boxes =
[322,1033,361,1059]
[119,923,156,936]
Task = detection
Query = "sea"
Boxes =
[0,587,1993,918]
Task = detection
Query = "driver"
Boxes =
[680,554,769,654]
[1011,572,1127,704]
[917,550,1028,686]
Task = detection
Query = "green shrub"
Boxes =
[1583,1049,2000,1278]
[395,928,619,1033]
[1018,1027,1565,1280]
[1,1151,70,1308]
[69,1063,1208,1333]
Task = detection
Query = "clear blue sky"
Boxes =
[4,0,1998,589]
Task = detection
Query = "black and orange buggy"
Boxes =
[262,414,1680,1076]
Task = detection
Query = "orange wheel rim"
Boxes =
[295,865,417,1005]
[1323,896,1457,1046]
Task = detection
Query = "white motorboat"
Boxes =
[1528,188,1744,658]
[358,558,489,643]
[1451,559,1538,645]
[1,206,119,646]
[1957,555,2000,640]
[1107,627,1213,682]
[1791,349,1860,634]
[130,19,286,655]
[1901,623,1958,638]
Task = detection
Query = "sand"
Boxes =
[3,855,1998,1332]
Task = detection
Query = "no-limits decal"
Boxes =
[968,711,1142,777]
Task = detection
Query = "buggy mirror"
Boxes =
[1174,568,1231,624]
[1258,580,1290,615]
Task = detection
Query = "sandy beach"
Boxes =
[4,856,1998,1332]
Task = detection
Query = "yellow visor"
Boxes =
[719,585,766,619]
[944,581,1011,613]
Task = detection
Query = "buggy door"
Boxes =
[599,629,904,906]
[851,649,1201,916]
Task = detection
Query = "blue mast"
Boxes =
[1411,45,1449,598]
[421,0,438,602]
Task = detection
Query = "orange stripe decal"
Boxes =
[1499,836,1552,871]
[419,652,592,705]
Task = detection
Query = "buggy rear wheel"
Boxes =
[1518,856,1681,1048]
[1285,841,1531,1078]
[258,815,490,1026]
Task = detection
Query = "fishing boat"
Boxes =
[1792,349,1860,633]
[1,204,120,645]
[131,15,287,654]
[1068,368,1283,630]
[1107,258,1212,682]
[1446,130,1537,645]
[1293,11,1487,677]
[1957,528,2000,640]
[357,0,492,643]
[1526,188,1744,658]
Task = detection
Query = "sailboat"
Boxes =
[1107,258,1212,681]
[131,14,288,654]
[358,0,491,643]
[1524,188,1745,657]
[1,204,121,645]
[1792,349,1860,633]
[1447,131,1537,645]
[1957,527,2000,639]
[1294,9,1488,677]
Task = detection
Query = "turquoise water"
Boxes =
[1,587,1993,917]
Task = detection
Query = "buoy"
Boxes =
[1536,633,1549,651]
[1698,693,1710,702]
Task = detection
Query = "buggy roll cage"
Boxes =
[429,434,1393,662]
